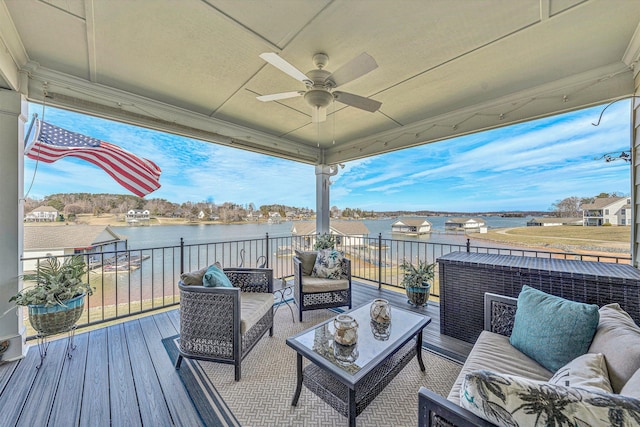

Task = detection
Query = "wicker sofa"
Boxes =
[418,292,640,426]
[293,252,352,321]
[175,268,274,381]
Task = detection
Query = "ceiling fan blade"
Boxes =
[333,91,382,112]
[256,91,304,102]
[311,106,327,123]
[328,52,378,87]
[259,53,311,84]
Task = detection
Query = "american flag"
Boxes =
[25,120,161,197]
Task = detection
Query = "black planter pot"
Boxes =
[405,284,431,307]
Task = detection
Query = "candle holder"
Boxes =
[334,314,358,346]
[370,298,391,324]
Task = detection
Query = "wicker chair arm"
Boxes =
[418,387,496,427]
[483,292,518,336]
[223,268,273,293]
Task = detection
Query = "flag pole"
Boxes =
[23,113,38,147]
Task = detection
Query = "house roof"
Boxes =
[392,218,431,227]
[1,1,639,165]
[581,197,627,210]
[30,206,58,213]
[24,225,125,251]
[291,221,369,236]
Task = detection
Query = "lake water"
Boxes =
[117,216,533,250]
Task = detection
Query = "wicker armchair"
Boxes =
[293,254,352,321]
[175,268,274,381]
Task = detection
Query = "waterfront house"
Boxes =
[23,224,127,272]
[581,197,631,226]
[24,206,58,222]
[526,217,584,226]
[445,217,487,232]
[391,218,432,235]
[291,220,370,248]
[126,209,150,225]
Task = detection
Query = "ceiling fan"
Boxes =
[257,52,382,123]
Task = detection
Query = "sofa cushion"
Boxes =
[548,353,612,393]
[588,303,640,393]
[240,292,273,335]
[621,369,640,399]
[509,285,599,372]
[295,250,317,276]
[203,264,233,288]
[301,276,349,293]
[448,330,552,405]
[311,249,344,279]
[460,370,640,427]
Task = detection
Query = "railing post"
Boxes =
[265,233,270,268]
[466,238,470,252]
[180,237,184,274]
[378,233,382,290]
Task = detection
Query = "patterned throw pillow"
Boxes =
[509,285,599,372]
[311,249,344,279]
[460,370,640,427]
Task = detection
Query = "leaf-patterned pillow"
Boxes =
[311,249,344,279]
[460,370,640,427]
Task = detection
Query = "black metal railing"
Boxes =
[20,232,631,338]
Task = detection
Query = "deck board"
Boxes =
[0,281,469,426]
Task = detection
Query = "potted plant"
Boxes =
[10,255,92,335]
[400,259,435,307]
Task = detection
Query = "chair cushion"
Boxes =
[240,292,273,335]
[460,370,640,427]
[588,303,640,393]
[547,353,612,393]
[448,330,552,405]
[509,285,599,372]
[180,262,222,286]
[295,250,318,276]
[301,276,349,293]
[311,249,344,279]
[180,266,208,286]
[203,264,233,288]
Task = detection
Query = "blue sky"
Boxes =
[24,101,631,212]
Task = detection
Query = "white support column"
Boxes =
[315,164,340,235]
[0,89,27,360]
[633,84,640,267]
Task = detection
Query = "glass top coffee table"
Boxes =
[286,301,431,426]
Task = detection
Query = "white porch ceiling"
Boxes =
[1,0,640,165]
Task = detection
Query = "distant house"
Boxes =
[581,197,631,226]
[391,218,431,235]
[197,210,206,220]
[23,225,127,271]
[24,206,58,222]
[126,209,150,225]
[445,217,487,232]
[527,217,583,226]
[291,221,370,248]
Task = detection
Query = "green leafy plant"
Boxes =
[10,255,93,307]
[400,259,436,288]
[314,233,336,250]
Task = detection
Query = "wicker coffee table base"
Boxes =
[293,334,425,427]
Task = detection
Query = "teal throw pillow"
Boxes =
[202,264,233,288]
[509,285,599,372]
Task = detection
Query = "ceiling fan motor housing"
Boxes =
[304,68,335,108]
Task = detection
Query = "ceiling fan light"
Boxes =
[304,89,333,109]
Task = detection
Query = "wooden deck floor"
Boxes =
[0,281,471,426]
